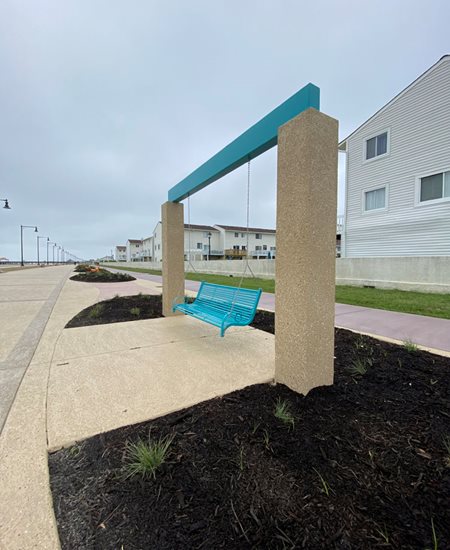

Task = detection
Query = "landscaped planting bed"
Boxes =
[49,309,450,549]
[65,294,162,328]
[70,266,135,283]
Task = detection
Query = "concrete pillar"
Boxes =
[275,108,338,394]
[162,201,185,317]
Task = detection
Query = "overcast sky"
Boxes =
[0,0,449,261]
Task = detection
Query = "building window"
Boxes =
[419,170,450,203]
[233,245,239,250]
[270,246,276,251]
[364,187,386,211]
[255,233,262,239]
[234,232,239,238]
[241,233,245,238]
[255,245,262,251]
[365,131,388,160]
[263,245,267,250]
[197,243,203,249]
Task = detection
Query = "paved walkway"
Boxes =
[0,266,74,431]
[108,268,450,354]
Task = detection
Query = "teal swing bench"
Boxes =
[173,282,262,337]
[172,160,262,336]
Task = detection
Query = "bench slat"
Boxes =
[173,282,262,336]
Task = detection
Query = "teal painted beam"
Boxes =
[168,83,320,202]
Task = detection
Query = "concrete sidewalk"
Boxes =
[107,268,450,354]
[0,266,74,431]
[0,269,167,549]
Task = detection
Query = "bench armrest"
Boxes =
[172,295,190,311]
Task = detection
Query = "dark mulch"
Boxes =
[50,307,450,549]
[70,269,135,283]
[65,294,162,328]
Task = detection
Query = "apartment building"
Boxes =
[114,245,126,261]
[126,239,143,262]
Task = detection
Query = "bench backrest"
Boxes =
[195,282,261,321]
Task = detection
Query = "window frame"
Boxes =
[362,128,390,164]
[415,168,450,207]
[361,184,389,214]
[255,233,262,239]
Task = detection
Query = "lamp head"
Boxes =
[3,199,11,209]
[34,226,38,232]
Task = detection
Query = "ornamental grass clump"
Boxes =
[88,304,104,318]
[274,398,295,429]
[124,433,174,480]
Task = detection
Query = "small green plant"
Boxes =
[68,444,81,457]
[262,429,271,451]
[130,307,141,317]
[348,357,371,376]
[124,433,173,479]
[251,421,261,435]
[313,468,332,497]
[375,524,389,544]
[274,398,295,429]
[236,445,245,472]
[354,334,368,351]
[88,303,104,318]
[403,339,419,353]
[429,517,438,550]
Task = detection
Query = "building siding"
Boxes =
[344,57,450,257]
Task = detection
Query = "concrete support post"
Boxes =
[275,108,338,394]
[162,201,185,317]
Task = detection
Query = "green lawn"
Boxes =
[105,265,450,320]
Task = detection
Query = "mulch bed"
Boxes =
[50,307,450,549]
[65,294,162,328]
[70,270,136,283]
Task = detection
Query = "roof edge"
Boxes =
[339,55,450,147]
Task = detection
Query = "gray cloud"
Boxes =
[1,0,449,260]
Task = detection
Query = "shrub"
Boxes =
[130,307,141,316]
[124,433,173,479]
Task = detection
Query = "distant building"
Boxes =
[126,239,143,262]
[214,225,276,259]
[115,246,127,261]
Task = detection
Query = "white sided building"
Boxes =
[214,225,276,259]
[126,239,143,262]
[114,245,127,261]
[339,55,450,257]
[150,222,277,261]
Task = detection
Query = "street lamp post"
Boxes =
[20,225,38,266]
[46,239,52,265]
[37,236,48,265]
[207,232,212,261]
[53,243,57,264]
[1,199,11,210]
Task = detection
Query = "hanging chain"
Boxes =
[187,193,197,273]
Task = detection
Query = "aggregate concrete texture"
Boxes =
[162,201,185,316]
[47,316,274,450]
[275,108,338,394]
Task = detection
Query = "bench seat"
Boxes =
[173,282,262,336]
